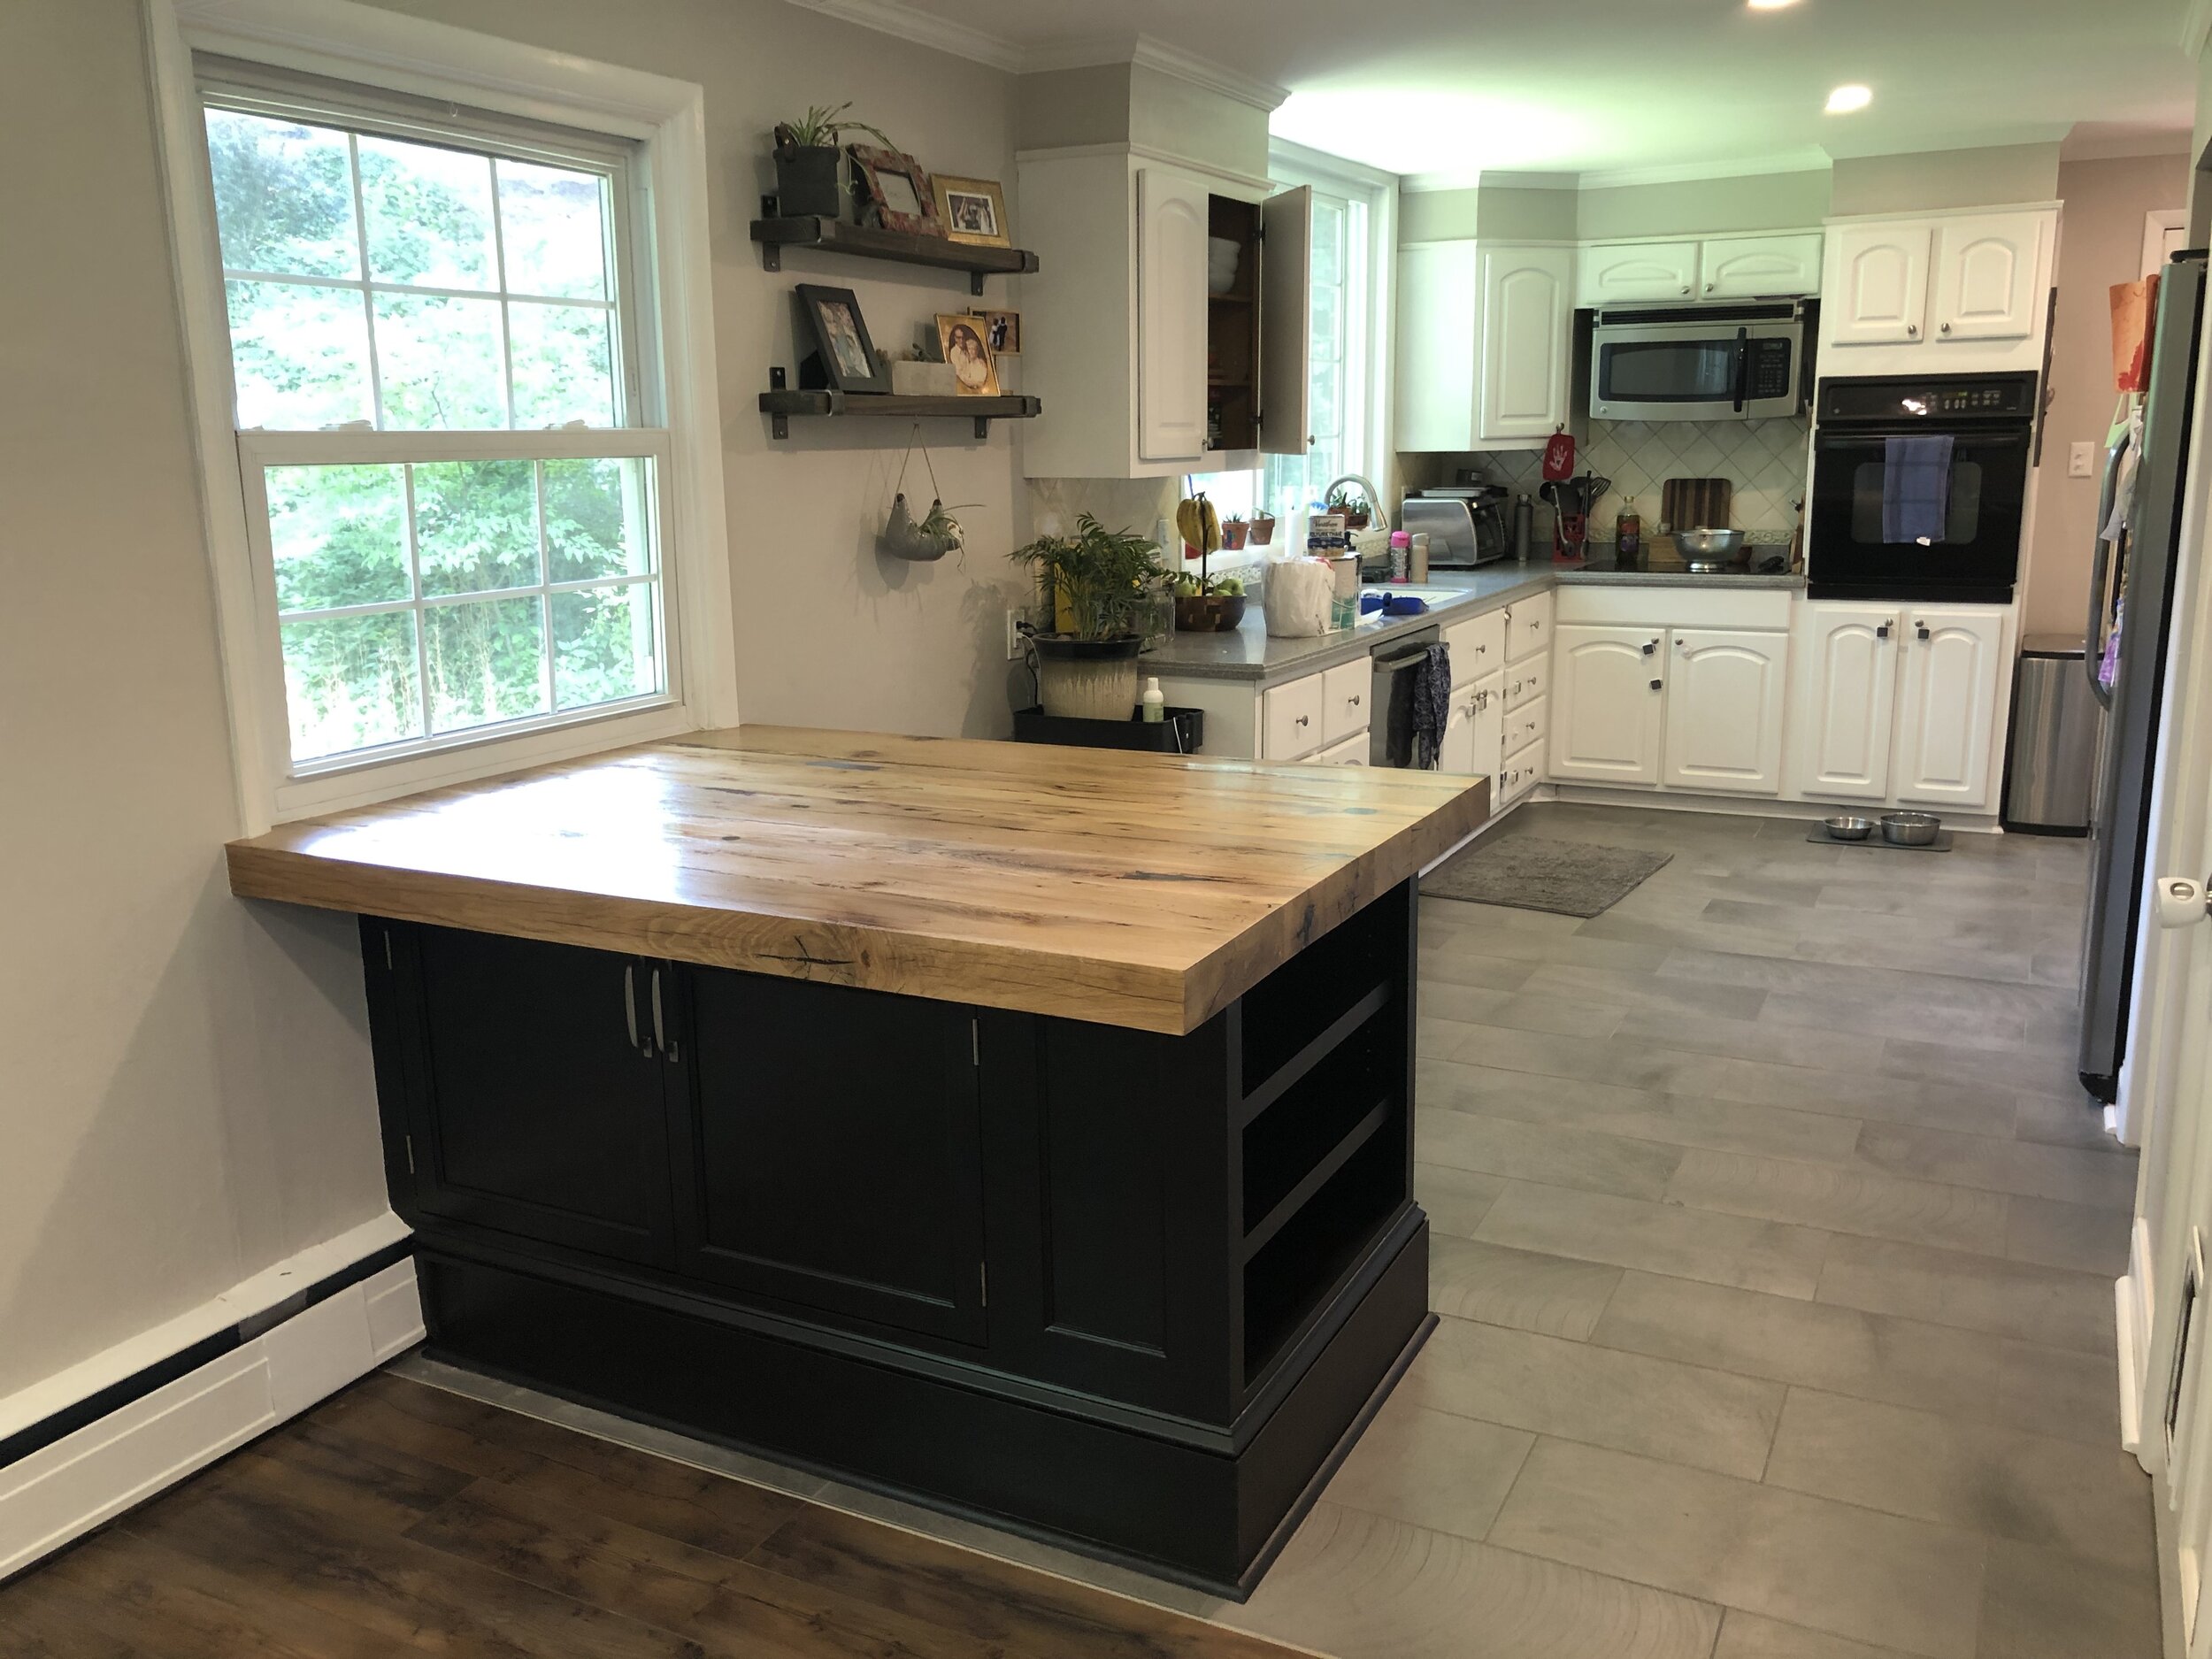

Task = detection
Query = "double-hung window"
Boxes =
[198,67,675,775]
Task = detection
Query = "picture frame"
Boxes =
[795,284,890,394]
[932,175,1010,247]
[935,313,1000,397]
[969,308,1020,356]
[848,144,941,236]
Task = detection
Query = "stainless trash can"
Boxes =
[2002,634,2101,834]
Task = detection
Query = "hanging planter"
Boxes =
[876,428,967,563]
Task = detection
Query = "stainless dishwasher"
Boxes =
[1370,626,1441,767]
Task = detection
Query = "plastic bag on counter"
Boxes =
[1263,557,1335,637]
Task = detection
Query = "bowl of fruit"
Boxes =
[1174,571,1246,631]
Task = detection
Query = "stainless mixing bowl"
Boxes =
[1671,528,1747,558]
[1881,811,1941,846]
[1823,815,1875,841]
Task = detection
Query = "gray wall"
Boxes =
[2024,153,2190,637]
[1577,170,1831,239]
[1830,143,2062,216]
[1400,184,1576,243]
[0,0,1034,1406]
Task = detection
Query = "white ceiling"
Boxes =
[835,0,2198,183]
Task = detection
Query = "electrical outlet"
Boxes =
[1006,608,1024,660]
[2070,441,2097,479]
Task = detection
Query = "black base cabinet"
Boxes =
[359,880,1429,1596]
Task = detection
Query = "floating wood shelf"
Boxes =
[759,388,1041,440]
[751,215,1040,295]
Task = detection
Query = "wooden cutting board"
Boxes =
[1661,478,1732,532]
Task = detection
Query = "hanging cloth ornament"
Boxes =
[878,426,964,562]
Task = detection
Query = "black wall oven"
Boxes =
[1807,372,2038,603]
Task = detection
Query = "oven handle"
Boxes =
[1731,327,1749,415]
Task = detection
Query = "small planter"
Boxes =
[774,145,846,219]
[1031,634,1144,719]
[1248,513,1277,546]
[1223,520,1249,550]
[1174,594,1248,633]
[890,359,958,396]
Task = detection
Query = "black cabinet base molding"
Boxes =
[416,1224,1429,1598]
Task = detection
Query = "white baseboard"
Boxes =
[2124,1215,2156,1471]
[0,1237,422,1580]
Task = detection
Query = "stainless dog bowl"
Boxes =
[1823,814,1876,841]
[1671,528,1747,557]
[1880,810,1941,846]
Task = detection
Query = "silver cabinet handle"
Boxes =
[625,964,640,1051]
[1939,322,1952,335]
[1679,285,1691,296]
[1704,281,1716,292]
[651,966,679,1064]
[1906,323,1920,337]
[1349,694,1362,706]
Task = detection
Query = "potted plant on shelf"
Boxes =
[1011,514,1169,719]
[1222,513,1249,551]
[1248,507,1277,546]
[1171,493,1248,632]
[772,103,895,221]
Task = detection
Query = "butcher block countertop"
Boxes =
[226,726,1487,1034]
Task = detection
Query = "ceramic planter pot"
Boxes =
[1248,514,1277,546]
[774,145,845,219]
[1223,521,1249,550]
[1032,634,1143,719]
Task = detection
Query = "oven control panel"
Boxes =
[1817,371,2039,425]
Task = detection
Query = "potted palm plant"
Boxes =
[1011,514,1168,719]
[772,103,895,221]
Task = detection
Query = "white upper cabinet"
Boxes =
[1930,212,2045,343]
[1577,240,1700,307]
[1396,242,1572,451]
[1663,629,1787,795]
[1257,186,1313,454]
[1480,246,1574,442]
[1826,223,1933,346]
[1547,624,1665,787]
[1893,607,2008,809]
[1135,167,1210,463]
[1786,603,1901,802]
[1698,233,1824,300]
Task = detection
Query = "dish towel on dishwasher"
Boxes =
[1882,434,1955,544]
[1411,643,1452,770]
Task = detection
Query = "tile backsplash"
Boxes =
[1438,416,1811,541]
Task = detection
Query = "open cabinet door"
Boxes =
[1258,185,1312,456]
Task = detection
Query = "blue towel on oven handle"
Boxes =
[1882,434,1954,544]
[1412,643,1452,770]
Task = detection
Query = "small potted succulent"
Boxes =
[1248,508,1277,546]
[1325,482,1371,530]
[1010,514,1169,718]
[1222,513,1250,551]
[772,103,895,221]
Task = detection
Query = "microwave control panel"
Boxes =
[1747,338,1794,400]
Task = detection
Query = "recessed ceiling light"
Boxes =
[1747,0,1801,10]
[1826,84,1873,113]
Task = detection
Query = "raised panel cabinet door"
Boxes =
[1663,629,1788,795]
[1321,657,1370,747]
[1699,232,1824,299]
[1546,624,1664,787]
[1479,245,1572,441]
[670,970,987,1344]
[1257,184,1313,455]
[1785,604,1901,801]
[392,925,676,1265]
[1263,672,1326,760]
[1893,607,2008,809]
[1931,212,2044,342]
[1469,672,1504,780]
[1394,242,1480,450]
[1136,167,1209,462]
[1576,240,1700,307]
[1439,695,1478,777]
[1825,223,1932,346]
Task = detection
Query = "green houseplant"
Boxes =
[1010,514,1167,719]
[772,103,895,221]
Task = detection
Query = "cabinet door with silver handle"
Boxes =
[2156,876,2212,928]
[624,964,642,1055]
[651,966,680,1064]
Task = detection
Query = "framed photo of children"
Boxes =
[969,308,1020,355]
[935,313,1000,396]
[931,176,1010,247]
[796,284,890,394]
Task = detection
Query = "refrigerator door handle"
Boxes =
[2085,434,2131,709]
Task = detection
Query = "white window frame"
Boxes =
[146,0,735,832]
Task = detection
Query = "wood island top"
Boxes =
[226,726,1488,1033]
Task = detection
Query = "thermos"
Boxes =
[1512,493,1533,562]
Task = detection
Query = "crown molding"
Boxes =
[2185,0,2212,58]
[1269,136,1400,191]
[1019,29,1287,110]
[779,0,1023,72]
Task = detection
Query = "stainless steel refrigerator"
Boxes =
[2078,250,2207,1102]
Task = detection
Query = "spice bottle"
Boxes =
[1615,495,1641,562]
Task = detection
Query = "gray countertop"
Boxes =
[1142,558,1804,686]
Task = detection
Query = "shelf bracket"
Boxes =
[762,245,782,273]
[973,417,990,440]
[772,411,789,439]
[970,272,986,297]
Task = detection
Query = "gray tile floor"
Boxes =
[403,803,2159,1659]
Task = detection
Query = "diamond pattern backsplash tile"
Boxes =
[1453,416,1811,541]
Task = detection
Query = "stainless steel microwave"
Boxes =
[1589,303,1806,422]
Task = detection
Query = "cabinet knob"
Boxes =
[1650,678,1663,691]
[1295,714,1309,726]
[1641,640,1656,656]
[1704,281,1716,293]
[1349,693,1362,706]
[1679,285,1691,296]
[1939,322,1952,335]
[1877,622,1891,639]
[1916,622,1931,641]
[1907,323,1920,337]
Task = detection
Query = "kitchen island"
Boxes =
[226,726,1488,1595]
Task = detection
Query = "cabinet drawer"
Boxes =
[1501,740,1543,803]
[1503,657,1546,709]
[1321,658,1371,747]
[1442,608,1507,680]
[1506,591,1553,661]
[1503,695,1547,757]
[1263,672,1325,760]
[1314,731,1369,765]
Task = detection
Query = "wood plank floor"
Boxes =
[0,1371,1312,1659]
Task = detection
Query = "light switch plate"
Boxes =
[2070,441,2097,478]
